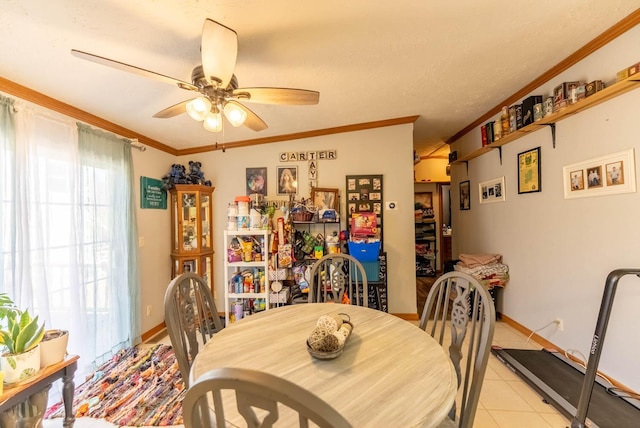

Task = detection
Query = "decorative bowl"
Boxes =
[306,319,353,360]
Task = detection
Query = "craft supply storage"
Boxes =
[223,229,270,326]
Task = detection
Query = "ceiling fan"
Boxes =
[71,19,319,133]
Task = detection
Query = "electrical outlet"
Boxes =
[146,305,152,317]
[555,318,564,331]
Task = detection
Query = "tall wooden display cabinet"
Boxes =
[169,184,215,292]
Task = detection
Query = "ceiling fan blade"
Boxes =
[201,19,237,89]
[153,99,195,118]
[232,87,319,105]
[226,100,268,131]
[71,49,198,91]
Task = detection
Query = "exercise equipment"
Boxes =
[492,269,640,428]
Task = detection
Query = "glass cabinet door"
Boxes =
[181,192,198,251]
[201,193,211,250]
[171,192,179,252]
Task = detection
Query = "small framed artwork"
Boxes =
[479,177,506,204]
[518,147,541,194]
[606,161,624,186]
[277,166,298,195]
[311,187,339,211]
[246,167,267,196]
[586,166,603,189]
[563,149,636,199]
[569,170,585,191]
[460,180,471,210]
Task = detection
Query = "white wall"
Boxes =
[450,25,640,391]
[178,124,418,315]
[132,147,175,333]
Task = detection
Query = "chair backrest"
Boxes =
[183,367,352,428]
[419,272,496,428]
[164,272,223,387]
[309,254,368,306]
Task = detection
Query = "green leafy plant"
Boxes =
[0,292,45,355]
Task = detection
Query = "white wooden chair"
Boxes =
[183,367,352,428]
[163,272,223,387]
[419,272,496,428]
[309,253,368,306]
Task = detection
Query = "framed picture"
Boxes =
[562,149,636,199]
[479,177,506,204]
[569,170,585,191]
[277,166,298,195]
[518,147,541,194]
[459,180,470,210]
[311,187,339,211]
[246,167,267,196]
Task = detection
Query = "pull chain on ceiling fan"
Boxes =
[71,18,319,133]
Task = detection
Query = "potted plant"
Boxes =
[39,329,69,368]
[0,293,45,384]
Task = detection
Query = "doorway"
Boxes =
[415,182,451,315]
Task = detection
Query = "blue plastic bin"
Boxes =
[348,241,381,262]
[350,261,379,282]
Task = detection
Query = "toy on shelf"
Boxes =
[188,161,212,186]
[162,161,212,190]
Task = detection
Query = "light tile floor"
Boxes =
[473,321,571,428]
[44,320,570,428]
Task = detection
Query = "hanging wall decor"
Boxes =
[460,180,471,210]
[479,177,506,204]
[246,167,267,196]
[277,166,298,195]
[518,147,541,194]
[563,149,636,199]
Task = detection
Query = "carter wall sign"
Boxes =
[279,150,337,162]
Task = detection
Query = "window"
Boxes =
[0,97,139,375]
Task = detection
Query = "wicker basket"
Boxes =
[291,211,314,222]
[268,269,287,281]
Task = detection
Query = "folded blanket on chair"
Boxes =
[459,253,502,268]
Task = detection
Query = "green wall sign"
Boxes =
[140,176,167,209]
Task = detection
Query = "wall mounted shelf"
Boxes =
[452,74,640,165]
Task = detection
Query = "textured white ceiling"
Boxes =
[1,1,638,158]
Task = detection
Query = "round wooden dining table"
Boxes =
[190,303,457,427]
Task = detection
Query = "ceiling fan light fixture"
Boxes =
[223,102,247,127]
[186,97,212,121]
[203,110,223,132]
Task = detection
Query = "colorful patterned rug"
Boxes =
[45,344,185,426]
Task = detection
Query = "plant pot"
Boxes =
[39,329,69,368]
[1,345,41,385]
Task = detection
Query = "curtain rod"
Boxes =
[128,138,146,152]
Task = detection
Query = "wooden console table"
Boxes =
[0,355,78,427]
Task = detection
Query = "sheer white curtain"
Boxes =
[0,98,140,375]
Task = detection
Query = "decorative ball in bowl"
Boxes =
[306,313,353,360]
